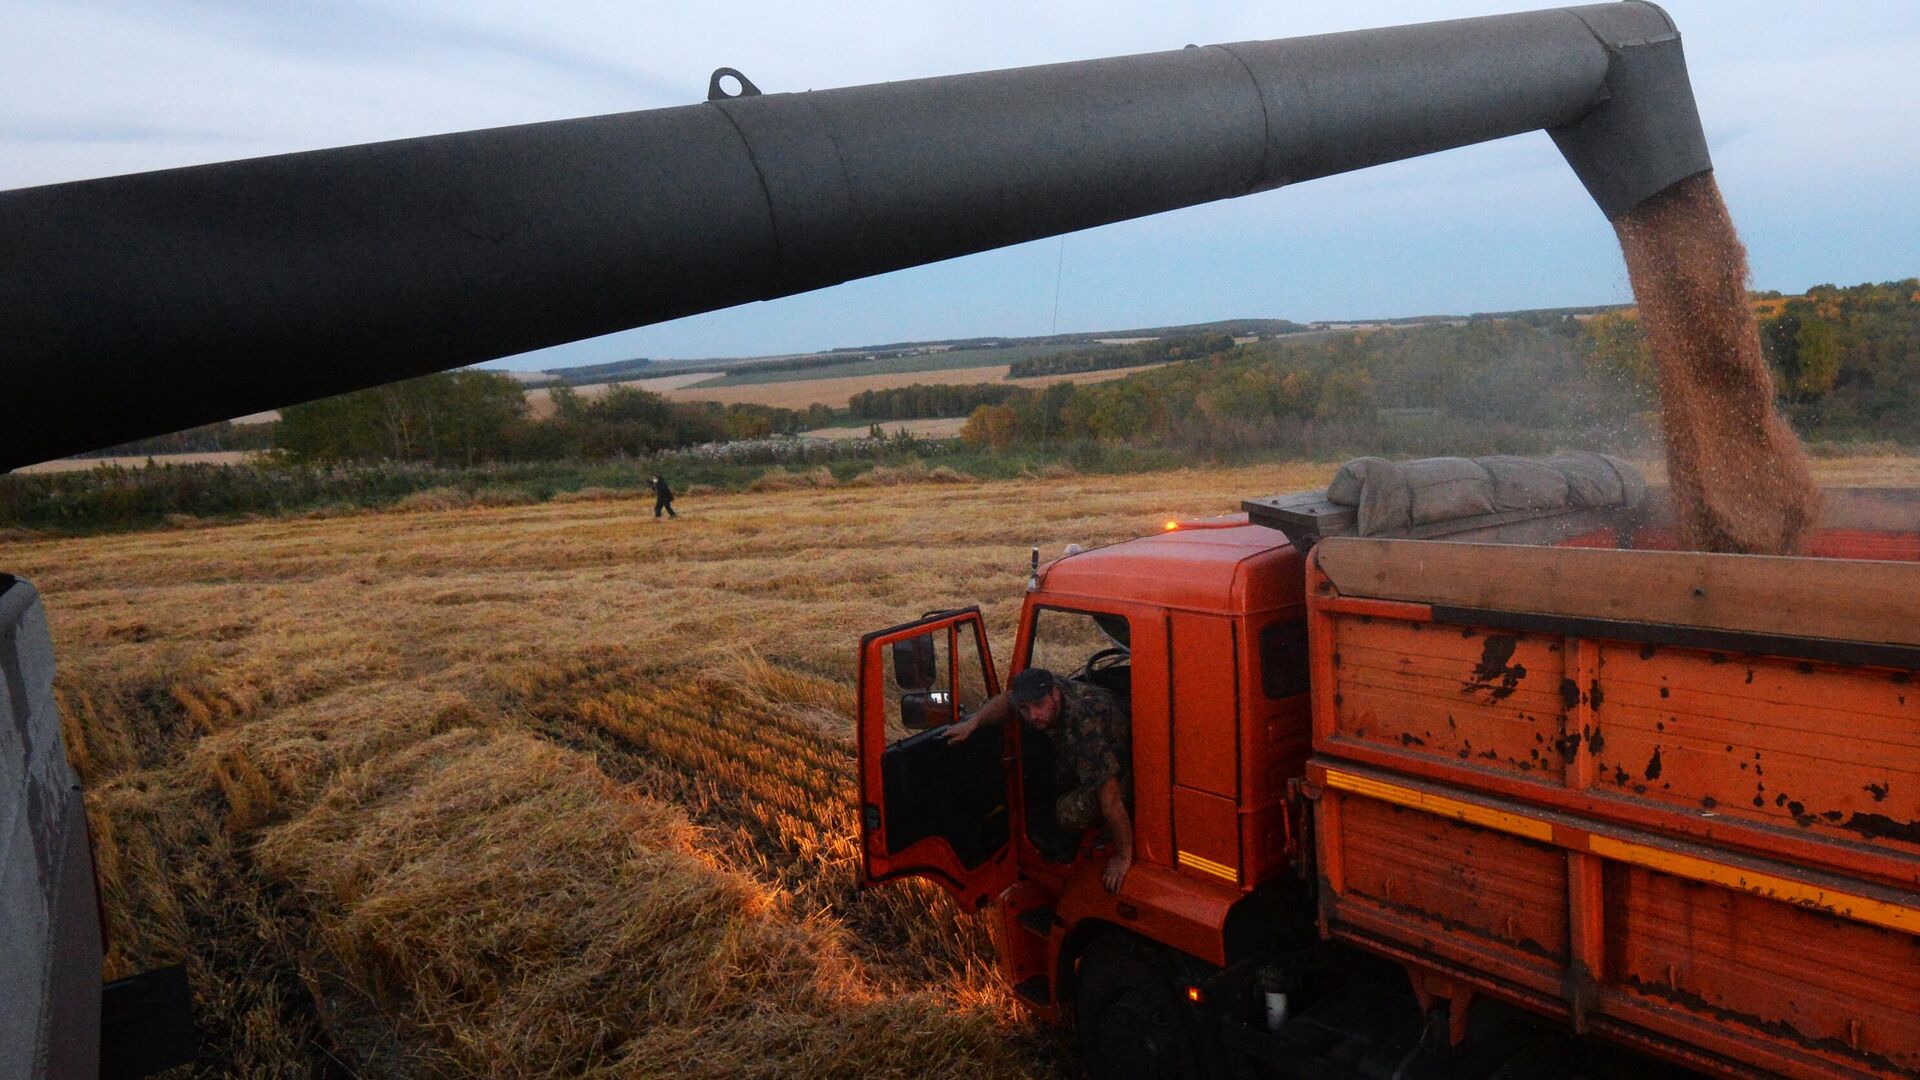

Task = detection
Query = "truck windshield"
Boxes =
[1027,607,1131,684]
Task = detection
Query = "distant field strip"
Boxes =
[709,341,1069,386]
[661,361,1173,410]
[802,418,971,441]
[1009,362,1172,388]
[17,451,261,474]
[658,365,1012,407]
[524,371,724,417]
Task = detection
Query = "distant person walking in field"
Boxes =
[647,475,678,519]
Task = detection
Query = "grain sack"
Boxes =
[1403,457,1496,525]
[1546,452,1646,508]
[1325,456,1411,537]
[1479,456,1569,511]
[1326,452,1644,536]
[1326,456,1496,535]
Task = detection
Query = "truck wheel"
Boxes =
[1072,938,1207,1080]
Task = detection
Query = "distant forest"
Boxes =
[271,377,835,466]
[959,279,1920,455]
[963,317,1630,457]
[76,420,277,458]
[78,280,1920,468]
[1006,331,1240,378]
[847,384,1020,421]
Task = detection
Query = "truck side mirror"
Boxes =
[900,691,957,730]
[892,634,937,691]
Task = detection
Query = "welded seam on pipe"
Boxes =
[0,3,1721,467]
[1551,10,1624,130]
[1208,43,1281,196]
[1616,0,1680,38]
[796,93,865,288]
[707,101,788,275]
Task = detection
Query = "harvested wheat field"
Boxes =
[9,456,1917,1077]
[16,450,262,474]
[653,362,1173,410]
[4,461,1314,1078]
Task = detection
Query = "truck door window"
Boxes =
[882,624,991,741]
[1259,620,1310,699]
[952,627,992,716]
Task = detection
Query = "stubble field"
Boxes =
[11,455,1917,1076]
[9,462,1325,1078]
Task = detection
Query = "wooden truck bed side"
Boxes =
[1301,534,1920,1080]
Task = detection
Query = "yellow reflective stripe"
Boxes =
[1322,768,1553,842]
[1177,850,1238,883]
[1321,766,1920,936]
[1587,835,1918,936]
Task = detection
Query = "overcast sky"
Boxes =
[6,1,1916,368]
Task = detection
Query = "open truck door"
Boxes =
[857,608,1014,908]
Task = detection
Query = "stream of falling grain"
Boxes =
[1614,172,1821,554]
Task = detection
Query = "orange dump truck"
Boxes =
[856,485,1920,1080]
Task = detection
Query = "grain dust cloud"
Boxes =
[1614,173,1822,555]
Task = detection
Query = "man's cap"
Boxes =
[1009,668,1055,706]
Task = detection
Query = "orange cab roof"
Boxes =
[1035,515,1302,615]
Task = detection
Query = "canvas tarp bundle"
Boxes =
[1325,452,1644,536]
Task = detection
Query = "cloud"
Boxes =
[155,0,683,102]
[57,0,683,103]
[0,112,251,147]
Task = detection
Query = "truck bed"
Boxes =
[1299,493,1920,1080]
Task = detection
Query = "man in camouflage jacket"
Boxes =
[941,667,1133,892]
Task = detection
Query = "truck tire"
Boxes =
[1072,937,1209,1080]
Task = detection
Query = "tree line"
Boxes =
[1005,331,1239,378]
[1581,279,1920,438]
[724,352,874,377]
[964,316,1642,456]
[960,281,1920,457]
[847,383,1021,420]
[89,419,277,458]
[273,374,835,465]
[120,278,1920,470]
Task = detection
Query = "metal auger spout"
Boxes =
[0,2,1706,470]
[1,6,1726,1077]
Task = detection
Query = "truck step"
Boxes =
[1011,975,1051,1006]
[1014,904,1056,937]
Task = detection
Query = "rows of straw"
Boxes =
[14,464,1325,1076]
[14,457,1914,1075]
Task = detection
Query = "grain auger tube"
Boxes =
[0,2,1710,472]
[3,5,1716,1076]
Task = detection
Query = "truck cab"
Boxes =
[858,483,1920,1080]
[856,516,1314,1064]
